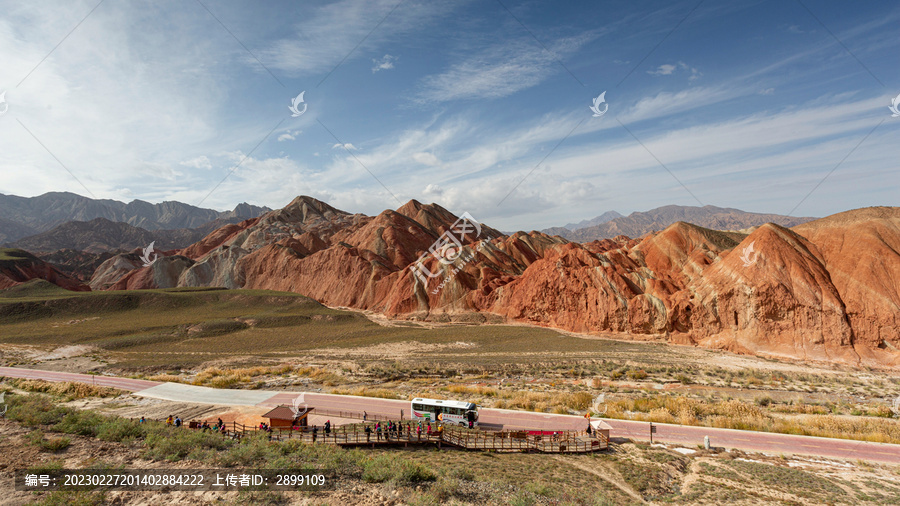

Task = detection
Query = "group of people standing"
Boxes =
[159,415,227,433]
[363,420,440,442]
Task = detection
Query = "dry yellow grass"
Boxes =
[329,387,399,399]
[295,366,343,385]
[600,394,900,444]
[9,379,123,400]
[191,364,294,387]
[145,374,182,383]
[445,384,498,397]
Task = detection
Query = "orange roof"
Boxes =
[262,405,313,420]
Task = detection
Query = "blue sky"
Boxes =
[0,0,897,230]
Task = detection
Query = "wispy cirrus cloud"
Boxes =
[415,32,596,103]
[258,0,456,76]
[647,61,701,81]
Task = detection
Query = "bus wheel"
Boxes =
[459,422,466,427]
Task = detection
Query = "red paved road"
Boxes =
[0,367,161,392]
[4,367,900,464]
[603,419,900,464]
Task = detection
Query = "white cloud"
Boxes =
[422,183,444,197]
[332,143,357,150]
[416,33,596,102]
[647,62,701,81]
[648,64,677,76]
[180,156,213,170]
[372,54,396,73]
[0,2,231,203]
[412,152,440,166]
[278,130,302,142]
[786,24,811,34]
[259,1,455,75]
[759,88,775,95]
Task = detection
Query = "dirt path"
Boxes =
[551,455,648,504]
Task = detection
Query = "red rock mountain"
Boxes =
[0,248,89,291]
[104,198,899,367]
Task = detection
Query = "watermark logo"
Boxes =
[290,393,309,418]
[289,91,307,117]
[740,241,758,267]
[140,241,159,267]
[0,91,7,115]
[590,91,608,117]
[409,212,486,295]
[0,392,7,417]
[890,93,900,117]
[592,393,607,415]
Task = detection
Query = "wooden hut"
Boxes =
[262,405,313,429]
[590,419,612,441]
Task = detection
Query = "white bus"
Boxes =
[411,398,478,427]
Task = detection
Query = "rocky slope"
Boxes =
[37,249,116,283]
[0,249,89,291]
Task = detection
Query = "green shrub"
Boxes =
[361,454,435,484]
[26,429,70,452]
[218,433,279,467]
[96,418,146,442]
[27,460,64,474]
[627,369,648,380]
[41,436,72,452]
[361,455,395,483]
[54,410,105,437]
[6,394,70,427]
[144,425,232,461]
[755,396,774,407]
[397,460,437,484]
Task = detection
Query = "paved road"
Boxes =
[0,367,161,392]
[3,367,899,464]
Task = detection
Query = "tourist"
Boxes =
[174,416,182,428]
[166,415,173,425]
[364,424,371,442]
[312,425,318,442]
[324,420,331,437]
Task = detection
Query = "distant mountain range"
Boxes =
[564,211,624,231]
[5,217,241,254]
[0,192,270,244]
[542,205,816,241]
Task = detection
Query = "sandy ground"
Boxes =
[0,344,105,372]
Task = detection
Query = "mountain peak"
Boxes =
[545,205,816,243]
